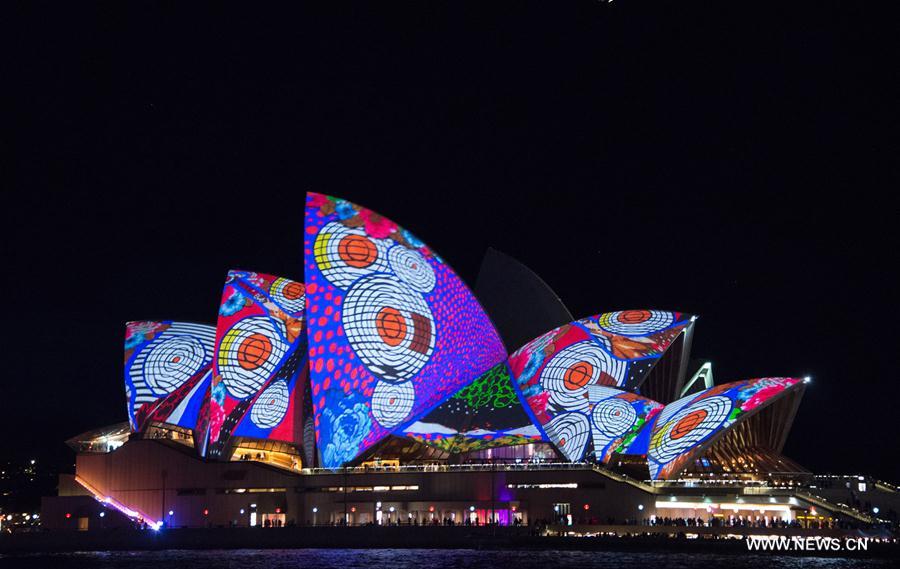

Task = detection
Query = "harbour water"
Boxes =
[0,549,894,569]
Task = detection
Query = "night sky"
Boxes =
[7,3,898,481]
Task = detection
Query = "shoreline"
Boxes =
[2,526,897,558]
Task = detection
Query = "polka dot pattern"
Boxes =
[304,193,506,468]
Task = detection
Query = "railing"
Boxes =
[590,465,659,494]
[792,489,875,524]
[299,461,666,495]
[300,462,596,476]
[292,462,878,523]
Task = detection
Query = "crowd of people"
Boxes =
[563,515,853,530]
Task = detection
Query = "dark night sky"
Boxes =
[7,3,899,481]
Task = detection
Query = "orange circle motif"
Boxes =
[617,310,652,324]
[237,333,273,370]
[338,235,378,268]
[375,307,407,347]
[670,409,707,440]
[283,281,305,300]
[563,361,594,390]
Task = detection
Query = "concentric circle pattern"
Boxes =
[597,310,676,336]
[140,335,207,396]
[270,277,306,315]
[313,221,390,289]
[388,246,436,293]
[371,380,415,428]
[343,274,435,382]
[218,316,288,399]
[544,412,591,462]
[592,397,638,437]
[541,341,627,411]
[649,395,732,465]
[250,379,290,429]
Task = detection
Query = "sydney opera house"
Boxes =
[42,193,884,532]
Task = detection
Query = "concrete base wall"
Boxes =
[65,440,653,529]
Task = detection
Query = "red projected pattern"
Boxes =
[124,321,215,433]
[204,270,306,459]
[647,377,802,479]
[508,311,692,462]
[304,193,506,469]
